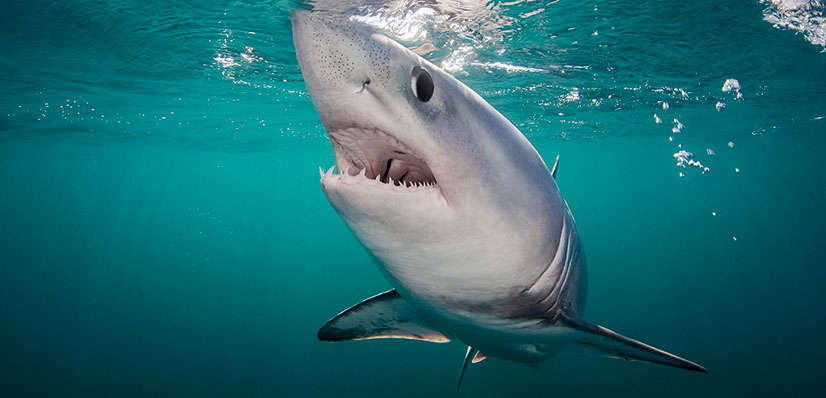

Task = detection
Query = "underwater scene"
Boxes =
[1,0,825,396]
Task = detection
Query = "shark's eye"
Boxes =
[411,66,433,102]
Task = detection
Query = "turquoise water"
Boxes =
[2,0,825,396]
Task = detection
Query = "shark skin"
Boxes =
[292,10,706,387]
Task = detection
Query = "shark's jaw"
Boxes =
[318,124,448,239]
[324,126,438,189]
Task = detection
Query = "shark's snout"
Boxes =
[292,10,392,94]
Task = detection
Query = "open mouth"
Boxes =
[322,127,437,188]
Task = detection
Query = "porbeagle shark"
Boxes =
[291,10,706,389]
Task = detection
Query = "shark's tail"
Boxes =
[562,314,707,373]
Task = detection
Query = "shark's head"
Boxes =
[292,10,578,312]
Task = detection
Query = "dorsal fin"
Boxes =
[456,346,479,391]
[317,289,449,343]
[551,154,560,178]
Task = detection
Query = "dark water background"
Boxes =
[1,0,825,396]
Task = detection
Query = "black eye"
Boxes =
[411,66,434,102]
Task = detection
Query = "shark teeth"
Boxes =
[319,165,438,192]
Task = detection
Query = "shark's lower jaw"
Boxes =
[325,127,437,189]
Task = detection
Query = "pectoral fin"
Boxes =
[318,289,450,343]
[563,315,707,373]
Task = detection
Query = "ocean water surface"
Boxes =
[1,0,825,396]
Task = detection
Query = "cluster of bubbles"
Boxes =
[655,78,744,179]
[652,78,747,242]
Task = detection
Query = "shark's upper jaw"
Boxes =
[327,126,437,188]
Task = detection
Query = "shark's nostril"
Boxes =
[356,77,371,93]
